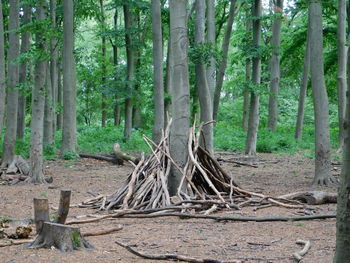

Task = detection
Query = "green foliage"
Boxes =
[0,216,10,223]
[62,150,77,160]
[72,230,81,247]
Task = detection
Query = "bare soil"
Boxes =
[0,152,338,263]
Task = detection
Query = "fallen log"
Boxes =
[115,240,242,263]
[113,143,139,164]
[279,191,337,205]
[82,225,123,237]
[79,153,124,165]
[217,157,258,168]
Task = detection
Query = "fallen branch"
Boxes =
[292,240,311,262]
[217,158,258,168]
[279,191,337,205]
[82,225,123,237]
[115,240,242,263]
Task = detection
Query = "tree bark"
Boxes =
[245,0,262,156]
[113,9,121,126]
[123,4,135,139]
[206,0,216,104]
[50,0,58,136]
[100,0,107,128]
[28,0,47,184]
[0,0,6,138]
[243,58,251,131]
[164,38,172,127]
[195,0,214,155]
[151,0,165,145]
[267,0,283,131]
[57,60,63,130]
[309,1,332,185]
[295,20,311,141]
[44,61,54,145]
[168,0,190,195]
[336,0,347,151]
[17,4,31,140]
[62,0,77,154]
[2,0,20,167]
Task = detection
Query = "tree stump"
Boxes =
[28,222,93,252]
[33,198,49,234]
[55,189,71,224]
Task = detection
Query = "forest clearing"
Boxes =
[0,151,338,262]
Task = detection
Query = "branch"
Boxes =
[293,240,311,262]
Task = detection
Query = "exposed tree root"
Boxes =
[312,176,339,186]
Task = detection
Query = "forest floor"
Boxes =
[0,151,339,263]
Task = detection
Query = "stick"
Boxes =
[217,158,258,168]
[292,240,311,262]
[82,225,123,237]
[115,240,240,263]
[55,189,71,224]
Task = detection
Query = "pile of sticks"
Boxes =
[81,122,305,212]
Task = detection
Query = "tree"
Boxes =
[50,0,58,136]
[336,0,347,151]
[17,4,31,140]
[112,7,121,126]
[206,0,215,103]
[267,0,284,131]
[168,0,190,195]
[195,0,214,154]
[151,0,165,145]
[62,0,77,154]
[0,0,6,138]
[28,0,47,184]
[99,0,107,128]
[245,0,262,156]
[123,3,136,139]
[309,0,333,185]
[2,0,20,167]
[44,60,54,145]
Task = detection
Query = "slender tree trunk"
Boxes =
[213,0,239,121]
[168,0,190,195]
[309,1,332,185]
[0,0,6,137]
[151,0,165,144]
[50,0,58,137]
[113,8,121,126]
[133,54,142,129]
[57,61,63,130]
[61,0,77,154]
[295,20,311,140]
[44,61,54,145]
[245,0,262,156]
[123,4,135,139]
[267,0,283,131]
[195,0,214,155]
[2,0,20,167]
[29,0,47,184]
[243,58,251,131]
[17,4,31,140]
[206,0,215,105]
[100,0,107,128]
[164,38,172,127]
[336,0,347,151]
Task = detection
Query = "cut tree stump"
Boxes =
[55,189,71,224]
[33,198,49,234]
[279,191,337,205]
[28,222,93,252]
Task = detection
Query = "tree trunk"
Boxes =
[123,4,135,139]
[62,0,77,154]
[28,0,47,184]
[243,58,251,131]
[295,19,311,140]
[151,0,165,145]
[44,61,54,145]
[113,9,121,126]
[334,44,350,262]
[309,1,332,185]
[50,0,58,137]
[0,0,6,138]
[213,0,238,121]
[168,0,190,195]
[57,61,63,130]
[164,38,172,127]
[2,0,20,167]
[206,0,215,105]
[267,0,283,131]
[195,0,214,155]
[336,0,347,151]
[245,0,262,156]
[100,0,107,128]
[17,4,31,140]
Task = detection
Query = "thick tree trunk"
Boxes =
[213,0,237,121]
[334,46,350,262]
[245,0,262,156]
[267,0,283,131]
[44,61,54,145]
[2,0,20,167]
[206,0,216,105]
[168,0,190,195]
[336,0,347,151]
[0,0,6,138]
[123,4,135,139]
[195,0,214,155]
[17,4,31,140]
[295,20,311,140]
[28,0,47,184]
[151,0,165,145]
[62,0,77,154]
[50,0,58,136]
[309,1,332,185]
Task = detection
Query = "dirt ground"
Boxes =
[0,151,339,263]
